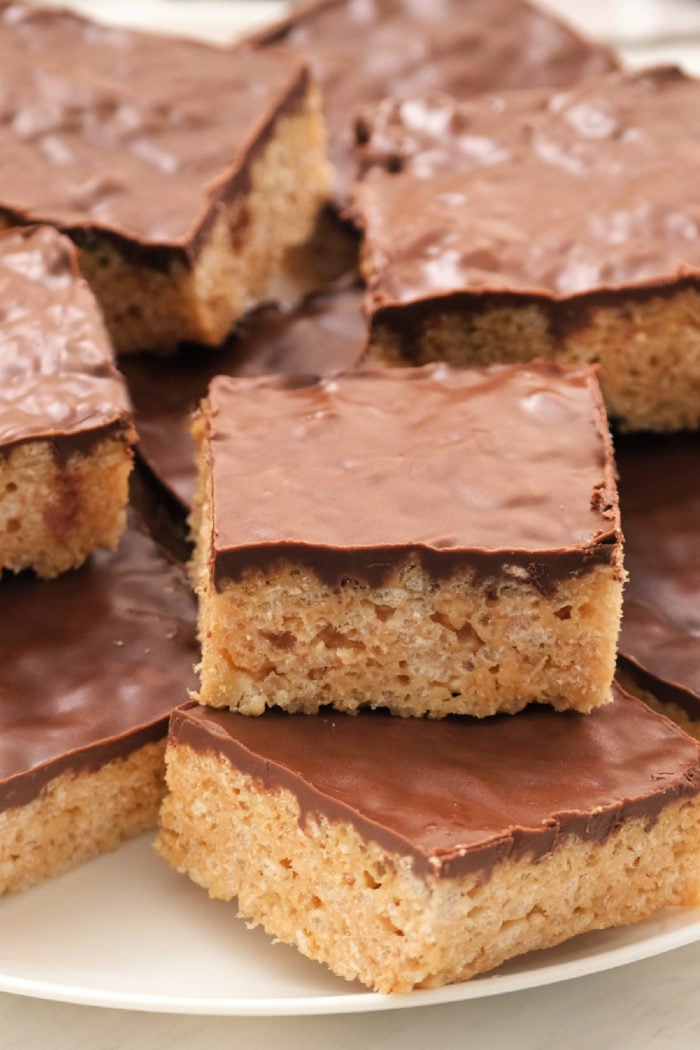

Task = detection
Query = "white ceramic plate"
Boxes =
[0,832,698,1016]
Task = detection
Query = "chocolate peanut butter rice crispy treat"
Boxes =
[156,687,700,993]
[191,362,624,718]
[353,67,700,431]
[0,2,330,354]
[0,225,135,578]
[0,514,198,896]
[248,0,618,203]
[615,432,700,739]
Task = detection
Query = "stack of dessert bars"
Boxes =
[0,0,699,997]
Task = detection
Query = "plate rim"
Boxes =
[1,902,698,1016]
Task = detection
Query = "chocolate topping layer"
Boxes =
[617,433,700,718]
[353,68,700,333]
[120,281,366,510]
[205,362,621,591]
[250,0,617,200]
[0,225,132,459]
[0,514,199,813]
[170,685,700,879]
[0,2,309,264]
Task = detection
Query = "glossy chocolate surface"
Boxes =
[170,685,700,879]
[617,433,700,718]
[121,281,366,510]
[0,515,199,813]
[353,68,700,331]
[0,225,132,458]
[251,0,617,200]
[205,362,621,590]
[0,2,308,261]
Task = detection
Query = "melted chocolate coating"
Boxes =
[205,362,621,591]
[170,685,700,879]
[0,225,132,459]
[353,67,700,338]
[251,0,617,200]
[120,281,366,510]
[617,433,700,719]
[0,515,199,813]
[0,2,309,263]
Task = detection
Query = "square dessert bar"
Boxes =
[0,225,135,578]
[0,513,199,896]
[156,687,700,993]
[353,67,700,431]
[615,432,700,740]
[191,362,624,718]
[249,0,617,203]
[0,2,330,353]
